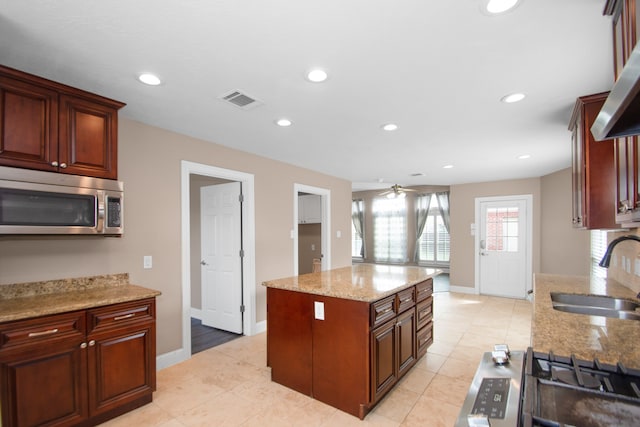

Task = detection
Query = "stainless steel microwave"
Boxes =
[0,166,123,235]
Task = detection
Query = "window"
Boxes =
[591,230,608,278]
[418,196,450,264]
[351,199,364,258]
[373,197,407,262]
[485,207,519,252]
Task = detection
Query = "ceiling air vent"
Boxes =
[219,90,263,110]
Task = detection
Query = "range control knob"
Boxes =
[492,344,511,365]
[467,413,491,426]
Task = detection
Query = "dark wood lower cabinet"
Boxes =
[0,299,156,427]
[267,278,433,419]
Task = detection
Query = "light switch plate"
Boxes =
[314,301,325,320]
[143,255,152,269]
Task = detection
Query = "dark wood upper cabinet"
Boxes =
[0,64,124,179]
[569,92,619,230]
[604,0,640,225]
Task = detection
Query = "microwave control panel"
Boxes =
[107,197,122,227]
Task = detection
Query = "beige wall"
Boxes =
[0,118,353,355]
[540,168,590,275]
[449,177,542,289]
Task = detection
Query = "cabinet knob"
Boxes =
[51,161,59,167]
[80,342,87,349]
[88,340,95,346]
[60,163,67,169]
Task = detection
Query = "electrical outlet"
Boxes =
[635,259,640,277]
[143,255,152,269]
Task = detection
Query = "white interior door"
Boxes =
[200,182,243,334]
[477,196,530,299]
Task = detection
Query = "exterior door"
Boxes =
[200,182,243,334]
[477,196,531,299]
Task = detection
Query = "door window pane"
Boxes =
[486,207,519,252]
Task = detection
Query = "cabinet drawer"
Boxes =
[87,299,155,333]
[416,322,433,359]
[371,295,395,329]
[415,279,433,302]
[416,297,433,331]
[0,311,85,350]
[396,287,415,314]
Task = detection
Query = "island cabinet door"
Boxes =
[396,309,416,378]
[266,288,313,396]
[371,319,397,402]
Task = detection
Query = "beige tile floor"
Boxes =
[101,292,531,427]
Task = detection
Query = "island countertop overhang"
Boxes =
[262,263,440,302]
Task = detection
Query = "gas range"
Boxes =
[455,346,640,427]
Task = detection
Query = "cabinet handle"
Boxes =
[114,313,135,321]
[51,161,59,167]
[28,328,59,338]
[80,342,87,349]
[59,163,67,169]
[88,340,95,346]
[401,297,412,303]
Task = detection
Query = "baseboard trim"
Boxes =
[156,348,189,371]
[252,320,266,335]
[449,285,478,294]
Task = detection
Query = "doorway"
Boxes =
[293,184,331,275]
[474,195,532,299]
[176,161,256,366]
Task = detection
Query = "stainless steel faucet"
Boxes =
[599,235,640,268]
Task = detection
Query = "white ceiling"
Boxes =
[0,1,613,190]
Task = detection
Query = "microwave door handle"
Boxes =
[97,192,105,233]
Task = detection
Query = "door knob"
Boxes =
[200,260,208,266]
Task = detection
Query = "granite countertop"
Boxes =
[262,263,440,302]
[533,273,640,368]
[0,273,161,323]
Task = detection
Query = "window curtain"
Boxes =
[413,194,432,262]
[436,191,450,233]
[352,199,365,257]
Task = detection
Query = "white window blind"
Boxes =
[418,195,450,264]
[591,230,608,278]
[373,197,407,262]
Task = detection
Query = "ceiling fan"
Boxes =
[378,184,416,199]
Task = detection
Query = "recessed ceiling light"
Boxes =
[486,0,519,14]
[382,123,398,131]
[443,164,454,169]
[518,154,531,159]
[138,73,161,86]
[306,69,328,83]
[501,93,526,103]
[276,118,292,127]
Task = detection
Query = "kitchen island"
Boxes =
[532,273,640,368]
[263,263,439,419]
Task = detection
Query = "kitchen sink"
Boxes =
[550,292,640,310]
[550,292,640,321]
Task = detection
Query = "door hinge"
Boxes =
[239,249,245,257]
[238,194,244,203]
[240,305,245,313]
